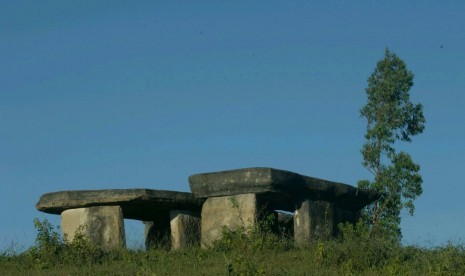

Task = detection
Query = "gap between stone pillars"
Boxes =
[143,214,171,250]
[61,206,126,251]
[169,210,201,250]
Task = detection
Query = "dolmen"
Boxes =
[189,167,380,247]
[36,167,380,251]
[36,189,204,251]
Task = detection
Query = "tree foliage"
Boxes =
[359,49,425,239]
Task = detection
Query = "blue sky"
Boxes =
[1,1,464,249]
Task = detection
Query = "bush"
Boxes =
[26,218,105,268]
[26,218,64,269]
[212,213,292,254]
[320,220,400,272]
[211,212,294,275]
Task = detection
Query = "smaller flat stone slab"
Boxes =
[189,167,380,211]
[36,189,204,221]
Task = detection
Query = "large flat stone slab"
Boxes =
[36,189,204,221]
[189,167,380,211]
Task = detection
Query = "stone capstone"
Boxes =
[189,167,380,211]
[36,189,205,221]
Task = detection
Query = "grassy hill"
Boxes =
[1,219,464,275]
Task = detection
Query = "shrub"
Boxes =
[212,212,292,254]
[27,218,105,268]
[27,218,64,269]
[321,220,400,272]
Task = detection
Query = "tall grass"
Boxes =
[1,218,465,275]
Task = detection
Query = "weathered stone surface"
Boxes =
[293,200,358,245]
[294,200,332,245]
[61,206,125,251]
[37,189,204,221]
[189,167,380,211]
[200,193,258,247]
[170,210,201,250]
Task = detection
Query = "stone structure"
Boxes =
[36,167,380,250]
[36,189,204,250]
[189,167,380,246]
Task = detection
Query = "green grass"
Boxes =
[1,219,465,275]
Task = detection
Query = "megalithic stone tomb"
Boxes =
[36,189,204,251]
[36,167,380,250]
[188,167,380,247]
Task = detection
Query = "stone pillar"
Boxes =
[143,217,171,250]
[200,193,258,248]
[169,210,201,250]
[61,206,125,251]
[293,200,359,245]
[294,200,336,245]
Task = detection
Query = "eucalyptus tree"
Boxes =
[359,49,426,239]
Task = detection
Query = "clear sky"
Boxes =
[1,1,464,250]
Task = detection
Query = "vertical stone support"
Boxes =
[143,217,171,250]
[61,206,125,251]
[169,210,201,250]
[200,193,258,248]
[294,200,335,245]
[294,200,359,245]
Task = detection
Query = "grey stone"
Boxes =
[200,193,258,248]
[61,206,125,251]
[169,210,201,250]
[36,189,204,221]
[293,200,358,245]
[189,167,380,211]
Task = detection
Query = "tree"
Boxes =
[358,49,425,240]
